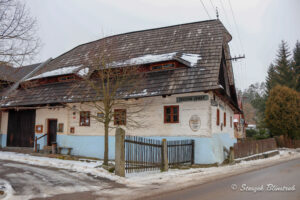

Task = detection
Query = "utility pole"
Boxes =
[226,54,245,62]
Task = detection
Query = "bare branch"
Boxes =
[0,0,40,66]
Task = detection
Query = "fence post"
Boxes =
[191,140,195,165]
[161,139,168,172]
[115,128,125,177]
[229,146,235,163]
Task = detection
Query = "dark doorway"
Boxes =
[7,110,36,147]
[47,119,57,146]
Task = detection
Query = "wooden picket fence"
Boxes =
[233,138,277,159]
[125,136,162,173]
[124,136,194,173]
[167,140,194,166]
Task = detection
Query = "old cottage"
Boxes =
[0,19,241,164]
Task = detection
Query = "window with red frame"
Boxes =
[164,106,179,123]
[216,109,220,126]
[224,112,227,127]
[80,111,90,126]
[114,109,126,125]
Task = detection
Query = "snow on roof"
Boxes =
[77,67,89,76]
[111,52,202,68]
[26,65,83,81]
[111,52,177,67]
[180,53,202,67]
[25,53,202,82]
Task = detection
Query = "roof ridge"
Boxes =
[84,19,219,44]
[49,19,220,64]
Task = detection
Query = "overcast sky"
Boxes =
[26,0,300,90]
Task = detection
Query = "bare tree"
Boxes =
[69,45,150,165]
[0,0,40,66]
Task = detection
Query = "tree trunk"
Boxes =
[104,121,109,165]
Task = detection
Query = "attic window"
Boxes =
[58,75,75,82]
[150,62,176,71]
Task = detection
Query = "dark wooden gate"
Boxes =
[125,136,195,173]
[167,140,194,166]
[7,109,36,147]
[125,136,162,173]
[47,119,57,146]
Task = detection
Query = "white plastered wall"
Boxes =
[211,94,235,138]
[33,91,235,138]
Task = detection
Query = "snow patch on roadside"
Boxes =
[234,149,279,162]
[0,179,14,200]
[0,149,299,200]
[125,149,300,188]
[0,152,126,185]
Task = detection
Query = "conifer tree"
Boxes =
[265,63,277,96]
[292,40,300,91]
[274,41,294,88]
[293,40,300,66]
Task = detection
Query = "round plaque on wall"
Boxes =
[189,115,201,132]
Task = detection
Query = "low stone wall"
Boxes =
[234,150,279,162]
[233,138,277,159]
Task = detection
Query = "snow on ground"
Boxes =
[125,149,300,188]
[0,160,120,200]
[0,179,14,200]
[234,149,279,162]
[94,149,300,199]
[0,149,299,200]
[0,152,125,184]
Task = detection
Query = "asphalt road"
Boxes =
[146,158,300,200]
[0,160,124,200]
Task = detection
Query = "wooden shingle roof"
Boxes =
[1,19,237,108]
[33,19,231,75]
[0,63,41,82]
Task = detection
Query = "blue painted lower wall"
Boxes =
[147,133,236,164]
[35,133,236,164]
[36,134,115,160]
[0,134,7,148]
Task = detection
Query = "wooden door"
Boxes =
[47,119,57,146]
[7,110,36,147]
